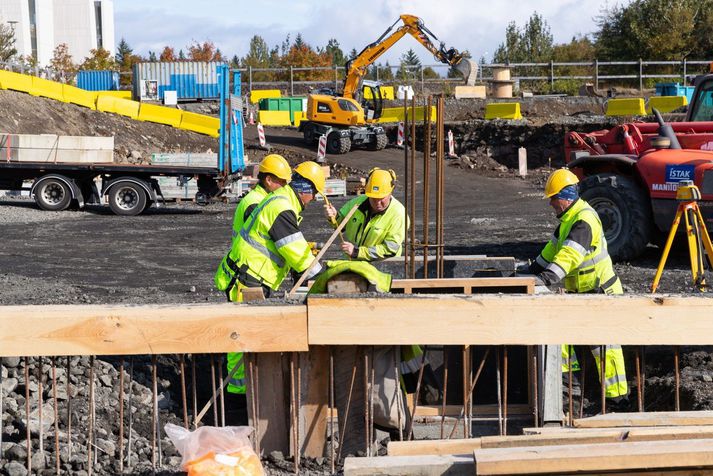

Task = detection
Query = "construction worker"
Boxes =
[523,168,628,406]
[231,154,291,241]
[215,161,326,423]
[325,168,407,261]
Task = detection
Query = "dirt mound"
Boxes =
[0,90,217,163]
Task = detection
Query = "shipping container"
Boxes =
[76,70,119,91]
[132,61,225,101]
[655,82,695,104]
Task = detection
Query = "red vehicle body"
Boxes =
[563,75,713,261]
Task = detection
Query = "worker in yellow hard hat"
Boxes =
[521,168,628,409]
[325,167,408,260]
[231,154,291,241]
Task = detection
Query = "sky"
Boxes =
[114,0,617,65]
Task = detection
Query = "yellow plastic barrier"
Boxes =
[292,111,304,127]
[258,110,292,126]
[96,90,132,99]
[375,106,436,123]
[112,97,140,119]
[62,84,97,109]
[0,70,33,93]
[96,94,118,113]
[138,103,182,128]
[485,102,523,120]
[179,111,220,137]
[647,95,688,114]
[606,98,646,116]
[250,89,281,104]
[30,76,65,102]
[363,86,395,100]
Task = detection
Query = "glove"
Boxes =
[534,275,546,286]
[515,262,531,274]
[307,242,323,256]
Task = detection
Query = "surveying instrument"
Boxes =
[651,180,713,293]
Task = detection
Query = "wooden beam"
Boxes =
[389,426,713,456]
[307,295,713,345]
[0,303,307,356]
[344,454,473,476]
[473,439,713,475]
[390,277,535,294]
[574,411,713,428]
[523,424,713,435]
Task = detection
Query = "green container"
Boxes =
[259,97,305,122]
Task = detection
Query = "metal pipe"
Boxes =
[423,95,432,278]
[675,346,681,411]
[410,94,417,279]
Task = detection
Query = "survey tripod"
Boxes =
[651,181,713,293]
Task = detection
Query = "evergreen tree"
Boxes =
[115,38,132,64]
[398,48,421,80]
[325,38,345,66]
[0,23,18,62]
[148,51,157,61]
[493,12,553,63]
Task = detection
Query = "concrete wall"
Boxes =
[0,0,114,67]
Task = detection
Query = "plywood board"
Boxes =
[307,295,713,345]
[0,303,307,356]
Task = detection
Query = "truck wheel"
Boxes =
[327,132,351,154]
[579,173,653,261]
[108,182,147,216]
[34,177,72,211]
[368,133,388,151]
[303,124,317,145]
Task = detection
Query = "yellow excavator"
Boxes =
[300,14,477,154]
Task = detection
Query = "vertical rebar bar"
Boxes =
[503,346,508,436]
[674,346,681,412]
[248,355,258,453]
[0,352,3,462]
[127,357,134,470]
[641,346,646,411]
[580,350,586,419]
[67,357,72,461]
[404,96,410,278]
[435,97,442,278]
[25,357,31,474]
[396,359,404,442]
[38,355,44,465]
[218,356,226,427]
[191,355,198,428]
[449,348,490,439]
[636,349,643,412]
[407,349,428,441]
[88,356,94,476]
[409,94,417,279]
[496,347,503,436]
[369,347,375,454]
[423,95,432,277]
[254,354,261,457]
[438,95,446,277]
[52,357,59,476]
[119,358,124,474]
[210,355,218,426]
[568,346,573,427]
[363,350,370,454]
[289,353,297,473]
[532,347,539,427]
[440,349,449,438]
[467,346,473,437]
[337,351,358,463]
[600,345,606,415]
[329,348,335,475]
[296,353,301,473]
[179,354,189,429]
[151,355,157,469]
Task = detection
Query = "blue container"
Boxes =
[132,61,225,101]
[76,70,119,91]
[655,82,695,103]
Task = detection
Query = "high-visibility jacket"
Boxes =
[533,198,622,294]
[231,184,268,242]
[562,345,628,399]
[215,184,321,295]
[337,195,408,261]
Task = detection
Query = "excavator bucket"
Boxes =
[454,59,478,86]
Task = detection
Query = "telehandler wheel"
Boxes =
[368,133,388,151]
[326,132,351,154]
[579,173,653,261]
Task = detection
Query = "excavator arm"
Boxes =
[342,14,477,100]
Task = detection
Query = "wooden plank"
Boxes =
[574,411,713,428]
[389,427,713,456]
[344,454,473,476]
[473,438,713,475]
[0,303,307,356]
[247,353,289,455]
[523,425,713,435]
[307,295,713,345]
[391,277,534,290]
[298,346,329,458]
[413,403,532,417]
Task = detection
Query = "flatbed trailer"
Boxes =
[0,161,228,215]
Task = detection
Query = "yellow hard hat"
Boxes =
[259,154,291,181]
[543,168,579,199]
[365,168,396,199]
[293,161,326,194]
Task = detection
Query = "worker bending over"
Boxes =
[215,161,326,422]
[325,168,407,261]
[523,168,628,406]
[231,154,291,241]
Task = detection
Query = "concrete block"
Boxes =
[455,85,487,99]
[647,95,688,114]
[150,152,218,168]
[0,134,113,163]
[606,98,646,116]
[485,102,522,120]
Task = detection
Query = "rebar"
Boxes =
[363,350,370,453]
[580,350,586,419]
[88,356,94,476]
[641,346,646,411]
[600,345,606,415]
[337,350,359,463]
[423,95,432,277]
[440,349,448,438]
[155,358,163,468]
[25,357,31,474]
[179,354,189,429]
[151,355,157,469]
[247,354,259,453]
[127,357,134,470]
[52,357,59,475]
[0,353,3,462]
[568,347,573,426]
[406,348,428,441]
[218,355,226,427]
[404,96,410,278]
[449,348,490,439]
[67,356,72,461]
[395,359,403,443]
[296,353,301,473]
[210,354,218,426]
[329,348,335,474]
[289,353,297,473]
[119,358,124,474]
[369,347,375,454]
[38,355,44,463]
[532,347,539,427]
[636,348,642,412]
[254,354,261,456]
[191,354,198,427]
[496,347,503,436]
[503,346,509,436]
[675,346,681,411]
[409,94,417,279]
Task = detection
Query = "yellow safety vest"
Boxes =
[231,184,267,242]
[338,195,408,261]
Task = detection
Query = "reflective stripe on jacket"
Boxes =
[215,185,320,292]
[536,198,621,294]
[337,195,408,261]
[231,184,268,242]
[562,345,628,399]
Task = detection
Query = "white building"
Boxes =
[0,0,115,67]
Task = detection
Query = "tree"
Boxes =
[159,46,176,62]
[423,66,440,80]
[116,38,140,87]
[493,12,553,63]
[280,37,332,81]
[187,40,223,61]
[148,51,157,61]
[0,23,18,62]
[178,49,186,60]
[115,38,132,65]
[79,47,116,70]
[397,48,421,80]
[325,38,345,66]
[242,35,273,81]
[50,43,76,83]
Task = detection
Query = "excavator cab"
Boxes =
[360,80,384,122]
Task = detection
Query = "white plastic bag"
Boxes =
[165,423,264,476]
